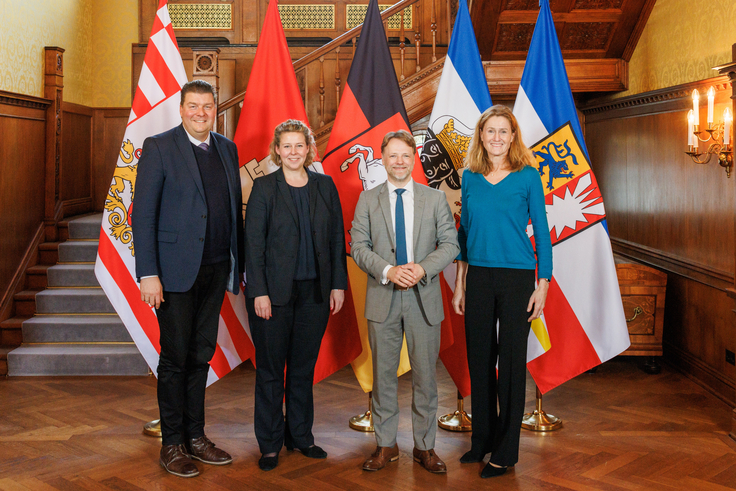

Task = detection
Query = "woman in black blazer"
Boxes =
[244,119,348,471]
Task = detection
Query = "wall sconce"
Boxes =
[685,87,733,177]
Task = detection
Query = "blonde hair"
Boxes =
[464,105,535,175]
[269,119,316,168]
[381,130,416,155]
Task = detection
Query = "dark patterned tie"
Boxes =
[395,188,407,265]
[198,142,209,151]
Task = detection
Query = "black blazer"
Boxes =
[244,168,348,305]
[132,124,244,294]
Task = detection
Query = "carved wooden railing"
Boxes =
[217,0,448,140]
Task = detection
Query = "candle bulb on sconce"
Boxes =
[692,89,700,127]
[685,86,733,177]
[707,86,715,125]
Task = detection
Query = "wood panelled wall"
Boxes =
[0,92,49,321]
[583,76,736,403]
[0,88,127,327]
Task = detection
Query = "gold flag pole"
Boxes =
[349,391,375,432]
[438,390,472,431]
[143,419,162,437]
[521,385,562,431]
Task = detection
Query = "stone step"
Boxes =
[47,264,99,287]
[21,316,130,343]
[67,214,103,240]
[58,240,99,263]
[7,344,149,376]
[35,289,115,314]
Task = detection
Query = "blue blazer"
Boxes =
[132,124,244,294]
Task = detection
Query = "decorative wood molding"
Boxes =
[664,342,735,407]
[483,58,628,95]
[0,90,51,110]
[582,75,732,121]
[62,198,93,218]
[62,101,95,116]
[611,238,734,291]
[621,0,657,62]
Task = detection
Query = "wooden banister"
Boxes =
[217,0,423,115]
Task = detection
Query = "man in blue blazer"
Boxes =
[132,80,243,478]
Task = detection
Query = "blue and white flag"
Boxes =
[513,0,630,393]
[420,0,491,397]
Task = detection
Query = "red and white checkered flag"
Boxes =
[94,0,254,386]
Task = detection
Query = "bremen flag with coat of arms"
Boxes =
[322,0,454,392]
[232,0,361,383]
[513,0,630,393]
[94,0,254,386]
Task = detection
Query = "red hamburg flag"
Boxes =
[233,0,361,384]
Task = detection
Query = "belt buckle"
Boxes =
[394,284,410,291]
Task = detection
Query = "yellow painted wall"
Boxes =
[0,0,136,107]
[615,0,735,98]
[90,0,138,107]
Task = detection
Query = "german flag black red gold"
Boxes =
[322,0,427,253]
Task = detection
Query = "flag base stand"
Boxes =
[143,419,162,437]
[349,392,375,432]
[522,386,562,432]
[438,390,472,432]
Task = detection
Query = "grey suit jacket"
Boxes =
[350,180,459,325]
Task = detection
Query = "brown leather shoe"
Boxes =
[413,447,447,473]
[362,445,399,471]
[160,444,199,478]
[186,436,233,465]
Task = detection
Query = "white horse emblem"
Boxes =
[340,143,387,190]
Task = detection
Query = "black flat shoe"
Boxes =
[298,445,327,459]
[481,462,507,478]
[459,450,484,463]
[258,454,279,471]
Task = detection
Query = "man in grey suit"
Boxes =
[351,130,459,474]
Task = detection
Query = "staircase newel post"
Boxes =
[44,47,65,242]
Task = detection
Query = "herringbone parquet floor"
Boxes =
[1,358,735,490]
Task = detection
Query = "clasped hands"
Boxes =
[387,262,425,289]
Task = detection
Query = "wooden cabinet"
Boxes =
[615,261,667,363]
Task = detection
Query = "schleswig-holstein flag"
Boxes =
[513,0,630,393]
[420,0,491,398]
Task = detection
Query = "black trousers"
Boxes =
[465,266,535,467]
[247,279,330,454]
[155,261,230,446]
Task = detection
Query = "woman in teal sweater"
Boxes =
[452,105,552,478]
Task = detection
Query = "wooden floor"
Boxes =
[1,358,735,490]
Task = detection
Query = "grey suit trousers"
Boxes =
[368,287,441,451]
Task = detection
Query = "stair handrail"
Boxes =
[217,0,428,115]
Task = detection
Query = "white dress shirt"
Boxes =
[381,179,415,284]
[184,129,212,147]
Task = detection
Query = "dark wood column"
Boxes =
[43,47,64,242]
[192,48,221,133]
